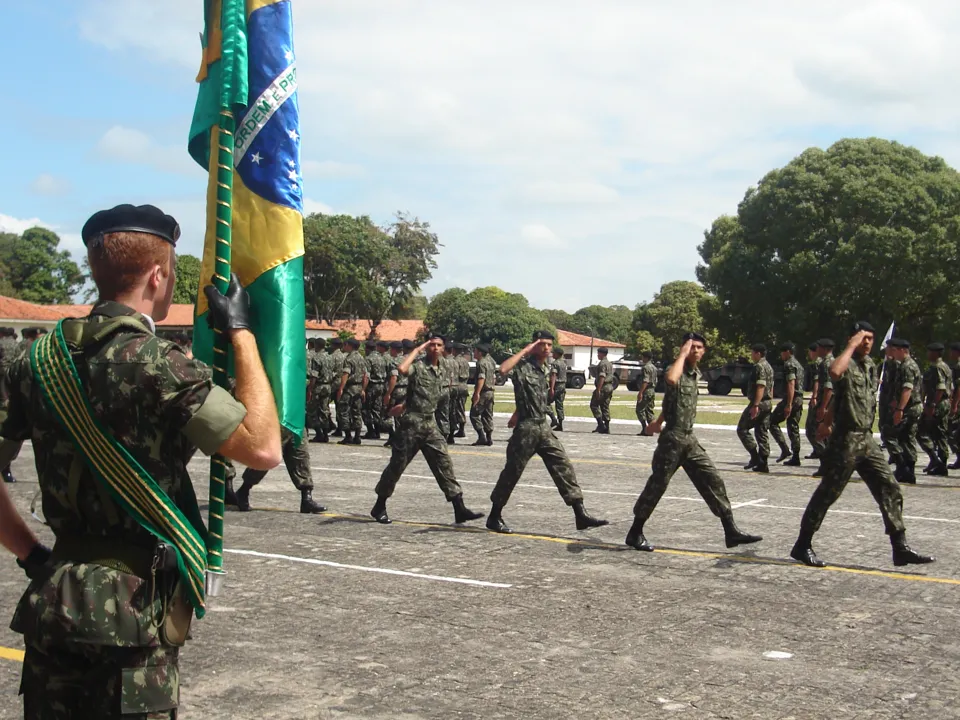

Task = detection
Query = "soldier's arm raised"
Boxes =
[500,340,542,376]
[664,341,692,387]
[398,341,430,375]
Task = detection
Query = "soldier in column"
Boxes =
[549,346,567,432]
[363,339,388,440]
[790,323,934,568]
[470,343,497,446]
[236,427,327,513]
[308,337,333,443]
[635,350,657,436]
[487,331,608,534]
[305,338,317,433]
[371,335,484,525]
[435,341,455,443]
[886,338,922,485]
[453,342,470,438]
[737,343,774,473]
[878,343,900,458]
[811,338,837,477]
[626,333,762,552]
[0,327,20,483]
[804,342,822,458]
[946,342,960,469]
[328,337,346,437]
[384,340,415,447]
[336,337,367,445]
[917,342,951,476]
[769,342,804,466]
[589,347,614,434]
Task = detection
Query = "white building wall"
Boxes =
[568,345,625,371]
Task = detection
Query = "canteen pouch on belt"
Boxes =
[156,543,193,647]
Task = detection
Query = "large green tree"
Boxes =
[425,286,554,358]
[173,254,202,304]
[697,138,960,349]
[541,305,633,343]
[0,227,82,303]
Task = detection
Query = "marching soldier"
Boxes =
[590,347,614,434]
[770,342,804,466]
[635,350,657,436]
[947,342,960,469]
[471,343,497,445]
[363,340,389,440]
[737,343,774,473]
[0,203,282,718]
[878,343,900,456]
[549,346,567,432]
[384,340,415,447]
[436,341,456,443]
[791,323,933,568]
[917,342,951,476]
[811,338,837,477]
[487,331,608,534]
[336,337,367,445]
[371,335,484,525]
[626,333,762,552]
[0,327,19,483]
[328,337,346,436]
[804,342,821,457]
[886,338,921,484]
[308,337,333,443]
[453,342,470,438]
[235,427,326,513]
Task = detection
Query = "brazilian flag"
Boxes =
[189,0,305,437]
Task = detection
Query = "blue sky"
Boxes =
[3,0,959,310]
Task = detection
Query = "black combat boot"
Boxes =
[331,427,343,438]
[949,457,960,470]
[599,422,611,435]
[751,457,770,473]
[555,422,563,432]
[812,464,824,478]
[350,432,363,445]
[720,515,762,548]
[224,475,238,506]
[447,433,456,445]
[638,422,647,436]
[775,446,791,463]
[370,496,391,524]
[573,501,609,530]
[592,421,602,433]
[236,482,253,512]
[300,489,327,514]
[2,466,15,483]
[789,530,824,567]
[890,531,935,566]
[484,431,493,446]
[452,494,484,523]
[928,462,949,477]
[625,520,653,551]
[744,451,758,470]
[337,431,353,446]
[310,429,328,443]
[784,452,802,467]
[900,461,917,485]
[486,503,511,533]
[805,450,819,459]
[455,424,466,438]
[887,452,900,466]
[363,429,377,440]
[471,433,487,446]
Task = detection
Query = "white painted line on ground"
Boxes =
[224,548,512,589]
[755,502,960,525]
[732,498,768,509]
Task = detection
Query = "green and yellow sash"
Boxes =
[31,320,208,618]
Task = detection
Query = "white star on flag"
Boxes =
[288,129,299,142]
[290,183,299,191]
[285,50,293,61]
[288,159,296,167]
[250,152,262,165]
[288,169,298,180]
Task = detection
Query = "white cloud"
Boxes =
[303,198,334,216]
[76,0,960,309]
[0,213,51,235]
[520,224,564,249]
[30,174,72,197]
[95,126,196,175]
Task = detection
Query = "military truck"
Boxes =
[586,360,664,392]
[703,359,789,397]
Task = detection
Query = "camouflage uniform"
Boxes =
[470,354,497,440]
[240,427,313,491]
[491,358,584,507]
[550,356,567,427]
[329,347,346,430]
[0,332,19,405]
[770,356,804,458]
[377,360,463,500]
[949,359,960,463]
[434,355,455,438]
[309,349,333,433]
[338,349,366,432]
[453,353,470,435]
[635,360,658,429]
[798,354,905,536]
[736,357,774,463]
[387,352,409,436]
[589,356,614,427]
[917,357,952,470]
[887,355,922,483]
[805,355,823,452]
[810,353,835,458]
[632,365,734,524]
[364,349,387,436]
[878,356,900,451]
[0,301,246,719]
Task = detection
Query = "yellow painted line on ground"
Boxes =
[250,509,960,587]
[0,646,24,663]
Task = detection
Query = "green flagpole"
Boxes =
[206,108,234,595]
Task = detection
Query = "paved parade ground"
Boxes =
[2,420,959,718]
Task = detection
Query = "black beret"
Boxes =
[641,350,653,358]
[927,342,945,352]
[532,330,555,341]
[779,342,795,352]
[808,342,818,352]
[345,337,361,348]
[950,342,960,352]
[444,340,453,350]
[596,347,609,354]
[682,332,706,344]
[330,337,343,347]
[817,338,835,348]
[850,321,875,335]
[364,339,376,348]
[751,343,767,354]
[314,337,326,346]
[81,204,180,247]
[376,340,389,349]
[427,332,445,343]
[475,342,491,353]
[390,341,403,350]
[553,346,565,355]
[888,338,910,348]
[402,339,416,350]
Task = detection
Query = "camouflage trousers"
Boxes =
[552,387,566,425]
[917,403,950,465]
[337,385,364,432]
[878,400,895,449]
[769,397,803,455]
[388,385,408,435]
[805,403,823,455]
[363,383,386,433]
[633,429,733,524]
[885,405,920,467]
[470,389,495,436]
[453,386,468,428]
[736,399,772,461]
[309,386,332,433]
[636,389,656,426]
[799,430,905,535]
[590,384,614,424]
[491,419,583,508]
[241,430,313,490]
[21,640,179,719]
[948,411,960,456]
[376,412,463,500]
[435,389,453,437]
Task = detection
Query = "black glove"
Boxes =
[204,273,252,332]
[16,543,52,580]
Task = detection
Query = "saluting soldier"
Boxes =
[590,346,614,434]
[886,338,922,485]
[770,342,804,466]
[0,203,282,718]
[737,343,774,473]
[549,346,568,432]
[917,342,951,476]
[471,343,497,446]
[635,350,658,436]
[371,335,484,525]
[791,323,933,568]
[626,333,762,552]
[336,338,367,445]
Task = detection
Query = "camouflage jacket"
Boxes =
[595,358,613,388]
[879,358,900,401]
[663,364,700,432]
[456,355,470,388]
[894,356,922,408]
[923,358,951,408]
[342,350,366,386]
[311,350,333,386]
[404,359,447,415]
[390,353,409,389]
[817,354,835,402]
[329,349,346,382]
[782,356,805,400]
[442,355,457,388]
[477,355,497,393]
[747,358,773,402]
[510,358,551,423]
[831,354,877,433]
[0,335,18,373]
[640,361,657,392]
[551,357,568,386]
[366,350,387,385]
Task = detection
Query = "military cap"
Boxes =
[779,342,795,352]
[444,340,453,350]
[81,204,180,247]
[390,341,403,350]
[22,327,45,338]
[751,343,767,354]
[808,342,818,352]
[596,347,609,355]
[475,342,491,353]
[0,327,13,337]
[553,346,565,355]
[364,339,376,348]
[950,341,960,353]
[682,332,706,344]
[817,338,835,348]
[532,330,555,341]
[345,337,361,348]
[315,337,327,347]
[641,350,653,359]
[376,339,390,349]
[888,338,910,349]
[927,342,945,353]
[330,337,344,347]
[850,321,875,334]
[402,339,416,351]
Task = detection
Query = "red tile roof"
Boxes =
[556,329,626,349]
[331,319,425,342]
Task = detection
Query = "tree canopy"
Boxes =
[173,254,202,304]
[697,138,960,349]
[0,227,82,304]
[425,286,555,358]
[543,305,633,344]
